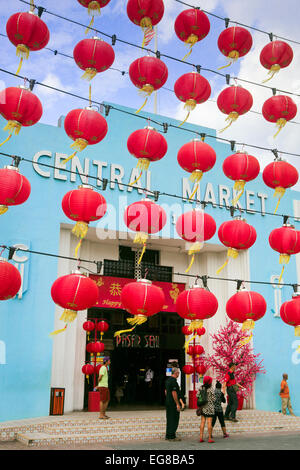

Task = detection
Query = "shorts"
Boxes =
[98,387,110,402]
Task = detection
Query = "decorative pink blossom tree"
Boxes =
[205,320,265,398]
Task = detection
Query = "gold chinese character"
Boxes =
[109,283,122,296]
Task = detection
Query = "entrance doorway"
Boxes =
[84,307,184,410]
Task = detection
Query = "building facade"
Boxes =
[0,103,300,422]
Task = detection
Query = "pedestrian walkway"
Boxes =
[1,409,299,448]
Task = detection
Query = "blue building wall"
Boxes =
[0,103,299,421]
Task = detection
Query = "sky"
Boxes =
[1,0,300,179]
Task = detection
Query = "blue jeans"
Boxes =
[225,386,238,419]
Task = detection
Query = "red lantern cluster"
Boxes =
[129,56,168,113]
[260,40,294,82]
[263,159,299,213]
[187,344,204,356]
[174,9,210,60]
[262,95,297,138]
[0,258,21,300]
[50,272,99,335]
[127,0,164,47]
[217,85,253,132]
[0,166,31,215]
[182,364,195,375]
[174,72,211,125]
[217,26,253,69]
[226,289,267,331]
[73,38,115,81]
[217,217,257,274]
[222,152,260,206]
[269,224,300,283]
[6,10,50,75]
[280,294,300,336]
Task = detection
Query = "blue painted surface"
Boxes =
[0,103,299,421]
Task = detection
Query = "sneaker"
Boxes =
[208,439,215,443]
[200,439,205,443]
[223,433,229,438]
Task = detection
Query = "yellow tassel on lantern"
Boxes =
[184,333,197,353]
[182,34,198,61]
[129,158,150,185]
[295,325,300,337]
[0,133,13,148]
[49,325,68,337]
[62,139,88,165]
[0,205,8,215]
[185,241,203,273]
[238,332,253,347]
[262,64,281,83]
[219,112,240,133]
[3,121,22,136]
[179,99,197,127]
[231,180,246,206]
[218,50,240,70]
[114,314,148,338]
[16,44,30,75]
[273,186,286,214]
[82,67,98,81]
[188,319,203,331]
[59,309,78,323]
[72,221,89,239]
[216,247,239,274]
[85,1,101,34]
[278,253,290,284]
[136,84,155,114]
[242,319,255,331]
[134,232,148,265]
[274,118,287,138]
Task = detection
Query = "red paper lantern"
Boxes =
[129,56,168,113]
[0,165,31,215]
[260,40,293,82]
[6,11,50,75]
[0,259,21,300]
[182,325,191,336]
[97,320,109,333]
[195,364,207,376]
[280,294,300,336]
[114,279,165,336]
[174,9,210,60]
[82,363,94,378]
[174,72,211,125]
[0,86,43,146]
[269,224,300,283]
[176,285,218,331]
[51,272,99,334]
[83,320,95,339]
[73,38,115,81]
[77,1,111,32]
[217,26,253,69]
[177,138,216,186]
[63,107,108,162]
[197,327,206,336]
[86,342,95,353]
[217,86,253,131]
[127,126,167,182]
[176,208,216,272]
[62,185,107,256]
[124,198,167,264]
[91,341,105,355]
[222,152,260,206]
[226,289,267,331]
[262,95,297,137]
[127,0,164,47]
[262,159,298,213]
[217,217,257,274]
[193,345,204,356]
[182,364,195,375]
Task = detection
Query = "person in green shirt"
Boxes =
[96,356,111,419]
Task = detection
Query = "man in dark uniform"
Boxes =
[222,362,243,422]
[165,367,182,441]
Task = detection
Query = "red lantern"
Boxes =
[86,342,95,353]
[187,345,195,356]
[174,72,211,125]
[280,294,300,336]
[114,279,165,336]
[260,40,293,82]
[91,341,105,355]
[127,0,164,47]
[0,258,21,300]
[0,86,43,146]
[193,345,204,356]
[73,38,115,81]
[97,320,109,339]
[217,86,253,132]
[176,208,216,272]
[262,95,297,137]
[0,165,31,215]
[6,10,50,75]
[197,327,206,336]
[217,26,253,69]
[217,217,257,274]
[129,56,168,113]
[127,126,167,182]
[182,325,191,336]
[195,364,207,376]
[82,363,94,379]
[176,284,218,331]
[83,320,95,339]
[124,198,167,264]
[182,364,195,375]
[263,159,298,213]
[62,185,107,256]
[174,9,210,60]
[63,107,108,162]
[50,272,99,334]
[269,224,300,283]
[77,0,111,32]
[222,152,260,206]
[226,289,267,331]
